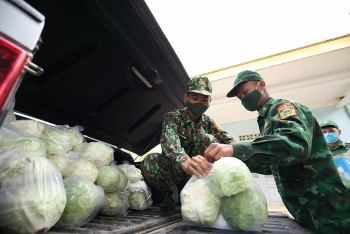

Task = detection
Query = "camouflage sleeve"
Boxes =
[160,113,190,172]
[247,165,272,175]
[233,102,312,166]
[208,117,236,144]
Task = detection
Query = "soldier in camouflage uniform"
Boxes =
[204,70,350,234]
[320,120,350,156]
[140,77,235,211]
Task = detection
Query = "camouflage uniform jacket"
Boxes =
[160,107,234,172]
[330,140,350,156]
[233,97,350,233]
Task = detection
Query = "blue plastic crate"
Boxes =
[333,156,350,180]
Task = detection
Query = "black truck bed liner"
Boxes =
[48,207,313,234]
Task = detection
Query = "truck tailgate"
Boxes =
[48,207,313,234]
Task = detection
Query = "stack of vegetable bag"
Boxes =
[0,148,67,233]
[180,157,268,232]
[54,140,117,227]
[123,164,153,211]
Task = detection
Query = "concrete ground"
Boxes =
[268,205,293,219]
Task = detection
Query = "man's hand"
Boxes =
[204,143,234,163]
[181,155,210,178]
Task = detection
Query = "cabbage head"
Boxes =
[208,157,253,197]
[180,177,221,225]
[0,126,46,156]
[6,120,45,137]
[127,165,143,182]
[59,126,84,147]
[67,159,98,183]
[56,176,105,227]
[73,142,113,167]
[0,151,66,234]
[47,153,70,178]
[129,190,152,210]
[40,125,73,154]
[96,166,121,192]
[99,191,129,216]
[115,169,128,190]
[221,188,268,231]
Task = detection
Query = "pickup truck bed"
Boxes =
[48,207,313,234]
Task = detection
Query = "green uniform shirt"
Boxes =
[160,107,235,172]
[233,97,350,234]
[331,140,350,156]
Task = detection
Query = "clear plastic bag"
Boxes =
[56,125,85,147]
[55,176,105,227]
[46,151,87,179]
[3,97,16,126]
[99,190,130,216]
[208,157,253,197]
[126,164,144,182]
[65,152,99,183]
[96,165,123,192]
[6,119,45,138]
[0,149,67,233]
[0,126,46,156]
[115,164,128,191]
[126,180,153,210]
[220,184,268,232]
[40,124,73,154]
[181,175,221,226]
[180,157,268,232]
[72,142,114,168]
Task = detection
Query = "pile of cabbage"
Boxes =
[180,157,268,232]
[0,119,153,232]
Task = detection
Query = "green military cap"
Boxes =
[187,77,212,96]
[226,70,263,97]
[320,120,339,129]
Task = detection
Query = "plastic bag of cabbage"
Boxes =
[55,176,105,227]
[40,124,73,154]
[72,141,114,168]
[56,125,85,147]
[47,151,99,183]
[99,190,130,216]
[96,165,128,192]
[126,180,153,210]
[0,149,66,233]
[0,126,46,157]
[180,157,268,232]
[6,119,45,138]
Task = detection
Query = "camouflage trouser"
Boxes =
[140,134,218,192]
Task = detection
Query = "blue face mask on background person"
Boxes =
[324,132,339,143]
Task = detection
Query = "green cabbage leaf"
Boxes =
[56,176,105,227]
[208,157,253,197]
[96,166,121,192]
[0,150,66,233]
[221,188,268,231]
[99,191,129,216]
[73,142,113,168]
[180,177,221,225]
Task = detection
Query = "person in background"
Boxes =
[320,120,350,156]
[140,77,235,211]
[204,70,350,234]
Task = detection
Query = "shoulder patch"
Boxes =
[277,103,297,119]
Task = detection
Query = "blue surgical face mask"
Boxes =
[324,132,339,143]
